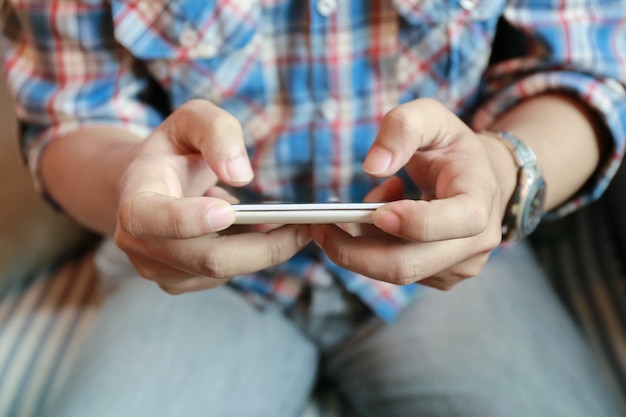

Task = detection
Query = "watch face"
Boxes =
[521,179,547,236]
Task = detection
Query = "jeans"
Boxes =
[46,242,623,417]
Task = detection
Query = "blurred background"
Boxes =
[0,69,87,287]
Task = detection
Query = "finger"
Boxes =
[117,194,235,239]
[117,224,311,279]
[362,98,472,177]
[353,176,405,238]
[418,251,492,290]
[126,252,195,283]
[159,276,229,295]
[311,224,493,286]
[311,224,439,285]
[126,250,229,294]
[372,195,501,242]
[152,99,254,186]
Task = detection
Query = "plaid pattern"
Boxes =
[2,0,626,321]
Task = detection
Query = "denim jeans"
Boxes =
[46,241,622,417]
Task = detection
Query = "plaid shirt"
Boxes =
[2,0,626,321]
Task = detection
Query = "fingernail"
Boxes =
[363,146,392,175]
[226,154,254,184]
[207,203,235,231]
[374,208,401,233]
[297,225,312,247]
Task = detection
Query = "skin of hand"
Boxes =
[40,100,311,294]
[311,95,604,290]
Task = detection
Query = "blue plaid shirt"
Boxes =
[2,0,626,321]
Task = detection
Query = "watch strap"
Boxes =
[485,130,545,242]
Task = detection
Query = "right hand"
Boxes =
[311,99,506,290]
[114,100,310,294]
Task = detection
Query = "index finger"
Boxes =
[372,196,501,243]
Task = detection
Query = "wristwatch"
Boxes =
[489,130,547,242]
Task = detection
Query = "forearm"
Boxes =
[480,93,606,217]
[39,126,142,236]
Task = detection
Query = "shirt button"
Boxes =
[605,78,625,98]
[317,0,338,16]
[459,0,477,10]
[208,89,223,104]
[196,42,220,57]
[179,27,199,48]
[320,98,339,122]
[151,61,169,81]
[310,269,333,288]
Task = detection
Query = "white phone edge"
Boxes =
[232,202,385,224]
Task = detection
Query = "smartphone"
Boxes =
[231,202,385,224]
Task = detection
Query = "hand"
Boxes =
[311,98,515,290]
[114,100,310,294]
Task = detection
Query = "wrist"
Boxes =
[481,130,547,242]
[477,131,519,223]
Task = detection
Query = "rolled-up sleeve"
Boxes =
[0,1,164,197]
[472,0,626,217]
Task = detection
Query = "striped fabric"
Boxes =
[0,252,101,417]
[0,246,344,417]
[533,200,626,409]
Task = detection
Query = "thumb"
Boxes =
[158,99,254,186]
[363,98,471,177]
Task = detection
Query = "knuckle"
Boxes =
[179,98,209,116]
[173,100,205,129]
[334,245,355,272]
[267,238,286,266]
[113,226,130,250]
[419,97,446,113]
[207,111,241,137]
[384,106,418,138]
[453,267,479,281]
[174,99,241,140]
[485,229,503,251]
[159,284,187,296]
[426,276,458,291]
[389,259,419,286]
[396,270,418,286]
[133,263,158,280]
[469,202,491,236]
[198,251,228,279]
[437,281,457,291]
[391,201,434,242]
[447,256,488,284]
[164,209,189,239]
[476,222,503,252]
[124,256,160,281]
[117,198,141,236]
[413,213,434,242]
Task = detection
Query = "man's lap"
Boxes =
[45,278,318,417]
[44,241,622,417]
[323,242,622,417]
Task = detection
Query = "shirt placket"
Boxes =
[309,0,343,203]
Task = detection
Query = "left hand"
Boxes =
[311,98,513,290]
